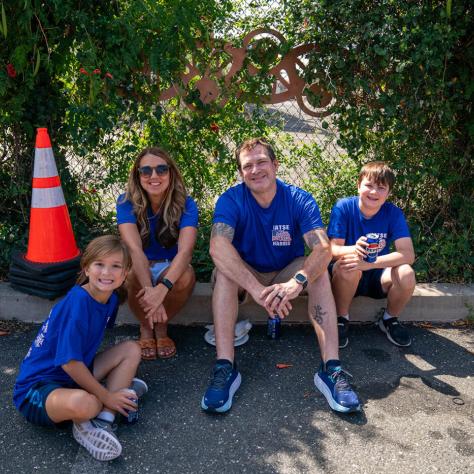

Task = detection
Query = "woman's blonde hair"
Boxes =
[77,235,132,303]
[123,147,187,248]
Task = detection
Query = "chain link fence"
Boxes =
[66,0,349,221]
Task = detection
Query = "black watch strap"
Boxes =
[159,278,174,291]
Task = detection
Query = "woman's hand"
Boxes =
[137,285,169,325]
[137,286,169,327]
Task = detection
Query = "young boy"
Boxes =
[327,161,416,348]
[13,235,148,461]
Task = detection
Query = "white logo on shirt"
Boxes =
[272,225,291,246]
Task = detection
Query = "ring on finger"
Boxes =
[275,293,283,301]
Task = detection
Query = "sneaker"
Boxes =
[130,377,148,398]
[72,418,122,461]
[314,363,361,413]
[378,317,412,347]
[201,359,241,413]
[337,317,349,348]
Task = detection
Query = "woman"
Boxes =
[117,147,198,359]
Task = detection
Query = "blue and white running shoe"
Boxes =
[201,359,241,413]
[314,362,361,413]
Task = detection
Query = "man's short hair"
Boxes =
[358,161,395,191]
[235,138,276,169]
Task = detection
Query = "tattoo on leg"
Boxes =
[312,305,327,325]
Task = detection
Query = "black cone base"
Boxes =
[8,253,80,300]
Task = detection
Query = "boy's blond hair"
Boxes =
[358,161,395,191]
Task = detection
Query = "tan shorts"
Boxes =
[211,256,307,304]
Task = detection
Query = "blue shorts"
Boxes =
[329,262,387,300]
[18,381,63,427]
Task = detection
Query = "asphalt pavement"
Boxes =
[0,321,473,474]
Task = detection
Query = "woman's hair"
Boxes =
[77,235,132,303]
[124,147,187,248]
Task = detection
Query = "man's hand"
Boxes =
[259,279,302,318]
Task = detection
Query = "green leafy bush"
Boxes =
[1,0,472,284]
[290,0,473,282]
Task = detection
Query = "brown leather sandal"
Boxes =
[156,336,177,359]
[138,338,157,360]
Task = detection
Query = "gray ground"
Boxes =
[0,322,473,474]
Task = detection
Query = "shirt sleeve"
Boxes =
[116,194,137,225]
[390,206,411,241]
[179,196,199,229]
[53,295,89,367]
[297,191,325,235]
[213,192,240,229]
[327,202,347,239]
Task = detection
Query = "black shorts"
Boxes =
[328,262,387,299]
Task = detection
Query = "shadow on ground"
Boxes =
[0,322,472,473]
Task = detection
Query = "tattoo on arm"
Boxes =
[211,223,235,241]
[312,304,327,325]
[304,228,329,249]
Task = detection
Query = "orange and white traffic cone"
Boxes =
[25,128,80,263]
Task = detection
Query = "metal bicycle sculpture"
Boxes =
[158,28,333,118]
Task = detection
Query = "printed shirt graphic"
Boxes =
[13,285,119,410]
[213,179,324,273]
[116,194,199,260]
[327,196,410,256]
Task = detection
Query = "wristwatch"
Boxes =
[293,272,308,289]
[159,278,174,291]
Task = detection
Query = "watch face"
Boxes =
[294,273,307,286]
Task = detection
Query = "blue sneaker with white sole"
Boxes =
[314,361,361,413]
[201,359,241,413]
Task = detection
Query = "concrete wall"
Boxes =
[1,282,473,325]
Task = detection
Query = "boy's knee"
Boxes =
[66,391,101,419]
[394,264,416,291]
[333,265,361,284]
[122,340,142,361]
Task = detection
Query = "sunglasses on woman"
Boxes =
[138,164,170,177]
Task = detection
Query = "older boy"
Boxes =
[327,161,416,348]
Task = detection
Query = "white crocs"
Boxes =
[73,419,122,461]
[204,320,252,347]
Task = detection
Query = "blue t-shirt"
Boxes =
[116,194,199,260]
[327,196,410,256]
[213,179,324,273]
[13,285,118,409]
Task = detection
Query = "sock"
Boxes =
[324,359,341,372]
[339,314,349,321]
[383,310,396,321]
[96,411,115,423]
